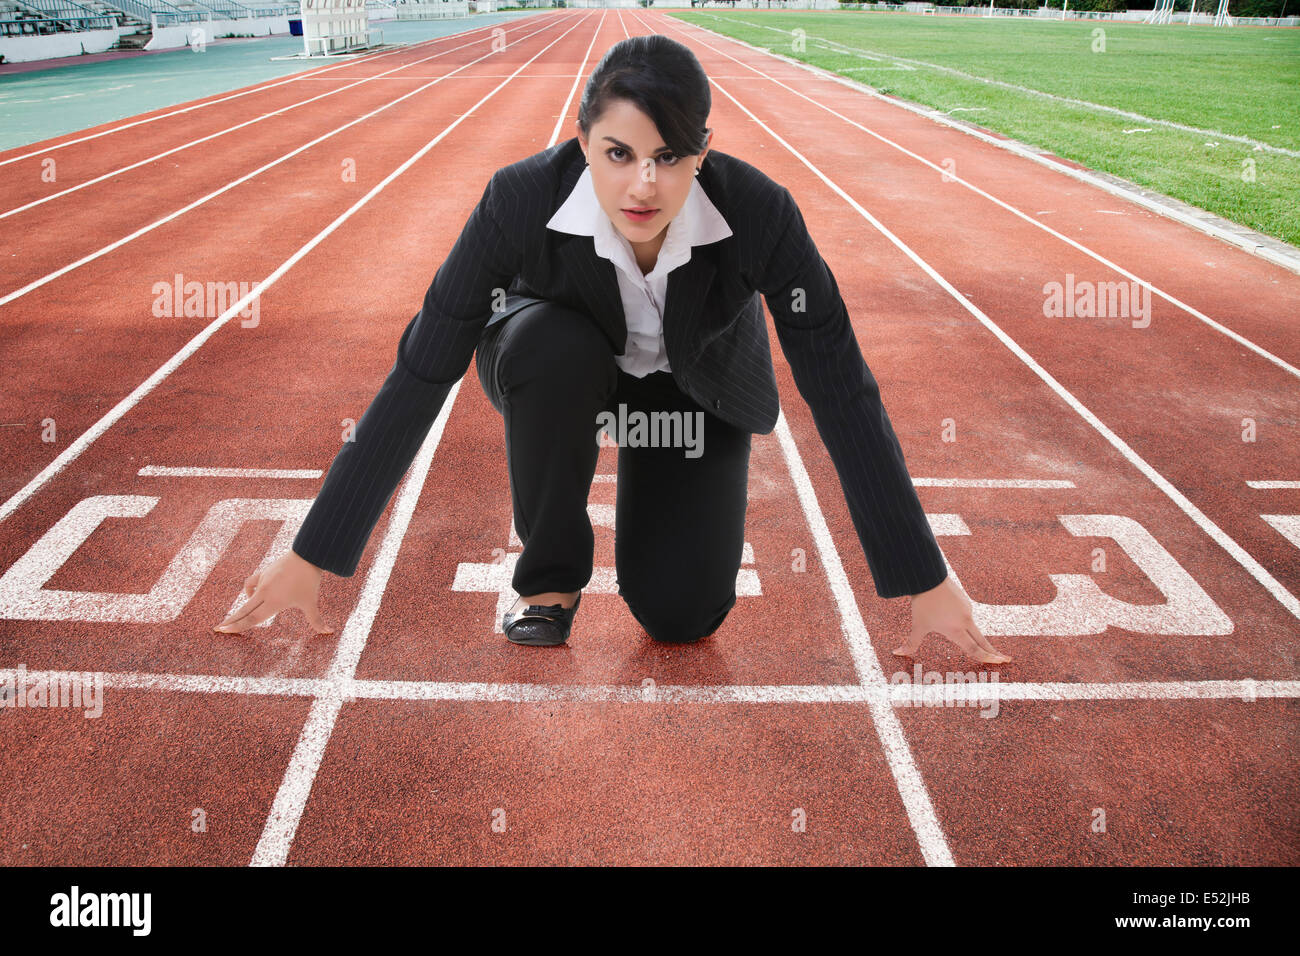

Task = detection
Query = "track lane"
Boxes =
[0,15,582,293]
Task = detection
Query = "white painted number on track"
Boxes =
[928,513,1233,636]
[0,498,1246,639]
[0,495,310,624]
[1260,514,1300,552]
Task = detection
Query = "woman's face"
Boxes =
[576,98,712,248]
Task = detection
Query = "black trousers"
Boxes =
[474,297,752,643]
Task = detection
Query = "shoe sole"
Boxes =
[504,628,568,647]
[503,594,581,646]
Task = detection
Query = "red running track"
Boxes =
[0,9,1296,865]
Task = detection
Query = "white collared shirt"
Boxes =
[545,165,733,378]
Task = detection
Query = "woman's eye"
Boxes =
[606,148,679,165]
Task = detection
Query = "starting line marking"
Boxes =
[3,667,1296,705]
[137,466,324,479]
[912,478,1075,488]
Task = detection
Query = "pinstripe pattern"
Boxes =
[292,136,949,599]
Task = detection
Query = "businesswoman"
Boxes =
[215,35,1010,665]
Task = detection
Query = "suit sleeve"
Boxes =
[758,186,949,599]
[291,170,522,577]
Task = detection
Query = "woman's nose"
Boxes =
[630,179,656,201]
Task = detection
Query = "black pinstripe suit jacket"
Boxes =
[291,136,949,599]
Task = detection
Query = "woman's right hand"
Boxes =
[212,548,334,635]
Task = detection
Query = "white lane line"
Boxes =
[357,680,870,704]
[0,11,594,529]
[251,10,610,868]
[772,406,954,867]
[652,14,1300,623]
[0,28,466,168]
[5,668,1296,705]
[913,478,1076,489]
[693,12,1300,159]
[293,73,620,81]
[250,378,463,867]
[0,14,577,308]
[1248,481,1300,490]
[0,18,558,220]
[663,17,1300,380]
[546,10,607,145]
[894,676,1300,707]
[137,466,323,478]
[0,668,326,698]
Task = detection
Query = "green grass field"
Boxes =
[671,11,1300,247]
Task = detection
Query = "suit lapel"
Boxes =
[553,235,627,353]
[666,158,721,360]
[664,252,716,362]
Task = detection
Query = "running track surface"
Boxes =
[0,9,1296,866]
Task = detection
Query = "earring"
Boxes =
[694,166,700,176]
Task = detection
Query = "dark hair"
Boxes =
[577,35,712,158]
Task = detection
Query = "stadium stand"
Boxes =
[1,0,296,44]
[1,0,120,36]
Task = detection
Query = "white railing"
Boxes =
[301,0,371,55]
[392,0,468,18]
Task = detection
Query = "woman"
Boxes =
[215,35,1010,665]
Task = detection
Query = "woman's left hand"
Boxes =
[893,574,1012,665]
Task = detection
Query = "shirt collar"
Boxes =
[546,165,733,282]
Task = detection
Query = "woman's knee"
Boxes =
[622,586,737,644]
[497,301,616,391]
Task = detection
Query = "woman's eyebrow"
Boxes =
[602,136,673,155]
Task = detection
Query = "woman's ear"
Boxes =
[697,128,714,169]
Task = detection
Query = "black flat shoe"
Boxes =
[503,592,582,646]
